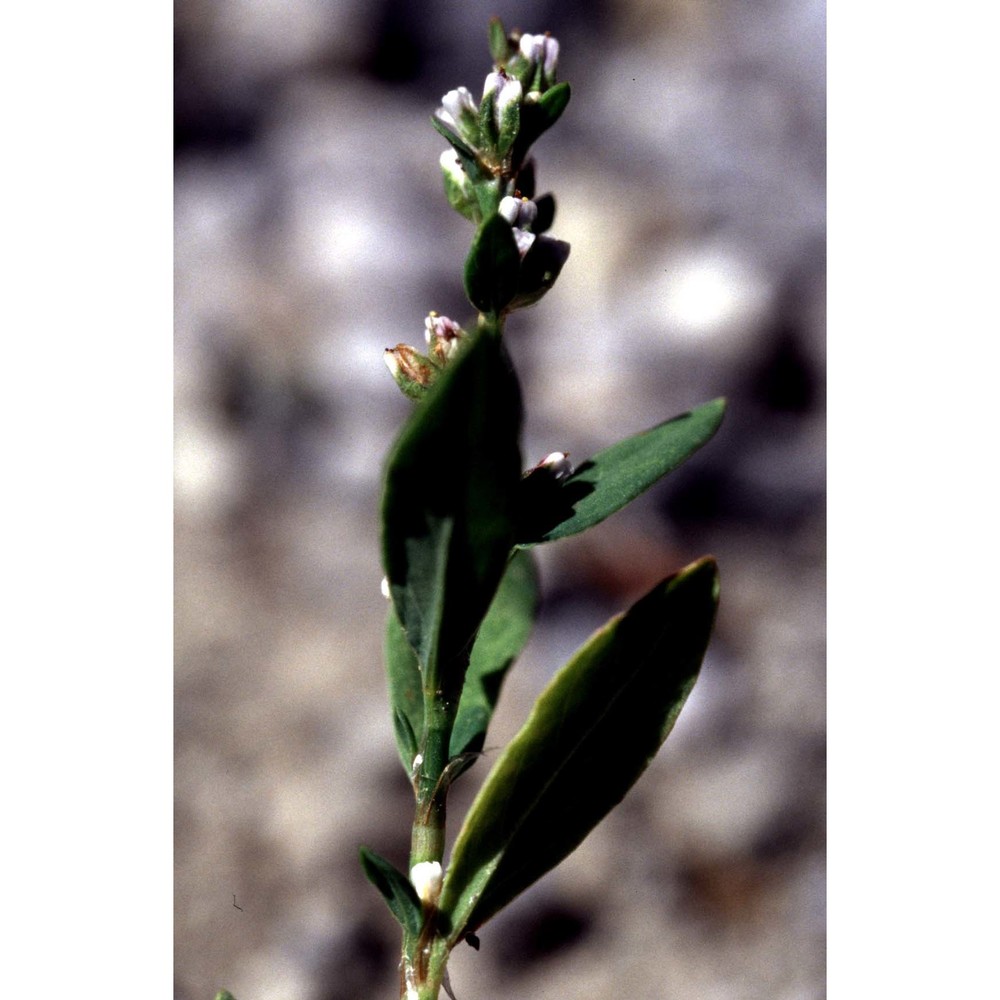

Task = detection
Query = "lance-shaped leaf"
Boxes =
[488,16,511,64]
[359,846,423,937]
[464,214,521,316]
[532,193,556,234]
[449,549,540,766]
[516,398,726,546]
[509,234,571,310]
[438,556,720,939]
[430,115,489,184]
[385,604,423,771]
[382,331,522,702]
[512,82,571,167]
[386,549,540,777]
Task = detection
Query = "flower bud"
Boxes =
[535,451,574,480]
[498,196,539,257]
[439,150,476,221]
[482,71,522,155]
[498,195,537,229]
[436,87,479,145]
[384,344,437,400]
[410,861,443,906]
[424,311,466,363]
[519,32,559,91]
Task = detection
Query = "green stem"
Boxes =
[401,295,509,1000]
[400,933,451,999]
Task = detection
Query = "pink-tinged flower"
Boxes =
[423,311,466,363]
[519,32,559,85]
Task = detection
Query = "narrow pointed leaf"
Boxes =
[516,398,726,546]
[464,214,521,316]
[438,556,720,939]
[430,115,488,183]
[513,82,571,164]
[386,605,423,771]
[488,17,510,64]
[449,549,540,766]
[509,234,571,310]
[382,331,522,702]
[359,846,423,937]
[533,193,556,234]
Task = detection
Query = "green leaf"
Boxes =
[385,603,423,771]
[442,162,478,223]
[538,82,572,125]
[382,331,522,703]
[215,992,237,1000]
[509,234,571,310]
[438,556,720,939]
[359,846,423,937]
[488,17,510,64]
[430,115,488,183]
[464,215,522,316]
[516,398,726,546]
[449,549,540,767]
[533,193,556,234]
[513,82,571,165]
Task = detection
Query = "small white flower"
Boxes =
[519,33,559,82]
[483,71,523,130]
[537,451,573,480]
[439,87,477,129]
[380,576,391,599]
[482,71,505,101]
[494,77,522,124]
[410,860,443,906]
[498,195,519,225]
[498,195,537,229]
[499,196,539,257]
[439,150,465,184]
[512,229,536,256]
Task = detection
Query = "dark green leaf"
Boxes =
[512,82,571,165]
[488,17,510,64]
[516,160,536,199]
[438,556,719,939]
[538,82,571,126]
[473,177,503,221]
[442,165,478,223]
[533,193,556,234]
[215,992,237,1000]
[509,234,570,309]
[449,549,540,767]
[385,605,423,771]
[464,215,521,316]
[430,114,477,161]
[516,398,726,545]
[382,331,522,702]
[430,116,488,183]
[359,846,423,937]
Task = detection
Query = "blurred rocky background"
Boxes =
[175,0,825,997]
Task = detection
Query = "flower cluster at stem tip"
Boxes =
[383,21,572,404]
